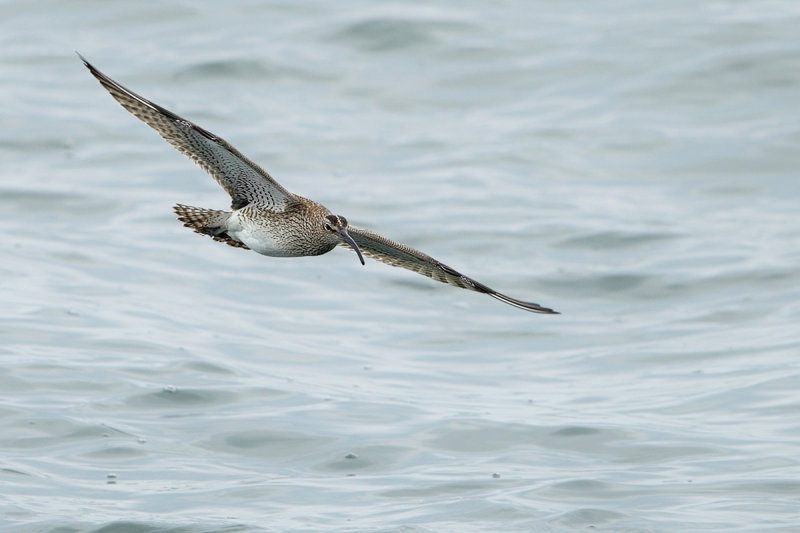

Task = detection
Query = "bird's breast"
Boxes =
[226,209,335,258]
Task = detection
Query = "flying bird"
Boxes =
[79,54,558,314]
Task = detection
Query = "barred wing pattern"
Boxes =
[345,226,558,314]
[80,54,295,212]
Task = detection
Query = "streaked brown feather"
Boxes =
[344,226,558,314]
[79,54,295,212]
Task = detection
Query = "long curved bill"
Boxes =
[339,229,365,265]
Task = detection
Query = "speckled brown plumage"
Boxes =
[173,204,249,249]
[80,54,558,314]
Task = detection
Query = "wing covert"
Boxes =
[345,226,558,314]
[80,54,295,211]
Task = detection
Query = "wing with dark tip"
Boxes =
[79,53,296,212]
[344,226,558,314]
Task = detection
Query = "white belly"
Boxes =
[226,211,292,257]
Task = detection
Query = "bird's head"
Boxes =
[323,214,365,265]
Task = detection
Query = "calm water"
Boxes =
[2,1,800,531]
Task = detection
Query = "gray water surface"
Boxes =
[2,1,800,532]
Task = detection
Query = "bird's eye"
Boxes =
[324,223,332,231]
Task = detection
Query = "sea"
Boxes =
[1,1,799,531]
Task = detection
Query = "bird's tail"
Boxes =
[173,204,249,250]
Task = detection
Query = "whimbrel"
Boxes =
[79,55,557,314]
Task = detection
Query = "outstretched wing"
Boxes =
[345,226,558,314]
[79,54,295,212]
